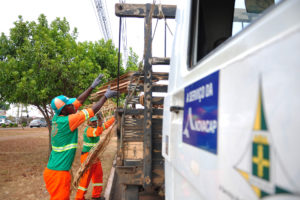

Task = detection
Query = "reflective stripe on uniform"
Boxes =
[93,183,103,186]
[92,128,97,137]
[102,124,106,131]
[82,109,90,120]
[78,186,88,191]
[52,143,78,152]
[83,142,97,147]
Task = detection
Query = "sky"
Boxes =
[0,0,102,42]
[0,0,178,117]
[2,0,277,118]
[0,0,177,59]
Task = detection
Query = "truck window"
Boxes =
[188,0,277,68]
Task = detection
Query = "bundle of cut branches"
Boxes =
[72,122,117,188]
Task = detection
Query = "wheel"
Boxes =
[30,126,33,128]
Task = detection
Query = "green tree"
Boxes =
[125,47,139,72]
[0,101,9,110]
[76,40,124,85]
[0,14,123,151]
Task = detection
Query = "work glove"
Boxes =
[104,85,118,99]
[91,74,104,88]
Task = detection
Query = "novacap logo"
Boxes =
[235,83,296,199]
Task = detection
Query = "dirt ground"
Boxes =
[0,126,117,200]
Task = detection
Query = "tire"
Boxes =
[30,126,33,128]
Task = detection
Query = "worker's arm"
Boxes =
[92,96,107,115]
[91,86,118,114]
[68,108,95,132]
[86,117,115,137]
[77,74,104,105]
[103,117,115,129]
[69,86,117,132]
[86,126,102,137]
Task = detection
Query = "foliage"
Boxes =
[7,116,15,121]
[0,15,125,127]
[125,47,139,72]
[0,14,142,152]
[113,93,126,107]
[0,101,9,110]
[1,15,79,115]
[22,122,27,127]
[77,40,124,83]
[109,47,139,106]
[1,124,6,128]
[19,116,31,124]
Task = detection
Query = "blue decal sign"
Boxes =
[182,71,219,154]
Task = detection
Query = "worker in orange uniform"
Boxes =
[75,113,115,200]
[43,74,118,200]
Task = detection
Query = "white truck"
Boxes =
[162,0,300,199]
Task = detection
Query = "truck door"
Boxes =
[163,0,300,199]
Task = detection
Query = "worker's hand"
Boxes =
[91,74,104,88]
[104,85,118,99]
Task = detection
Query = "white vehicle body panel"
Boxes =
[163,0,300,199]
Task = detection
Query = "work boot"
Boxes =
[92,197,105,200]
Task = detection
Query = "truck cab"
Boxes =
[162,0,300,199]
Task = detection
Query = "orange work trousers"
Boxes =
[43,167,71,200]
[75,152,103,200]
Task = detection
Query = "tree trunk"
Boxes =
[36,105,52,157]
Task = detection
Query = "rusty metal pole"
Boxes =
[143,3,153,189]
[117,17,122,107]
